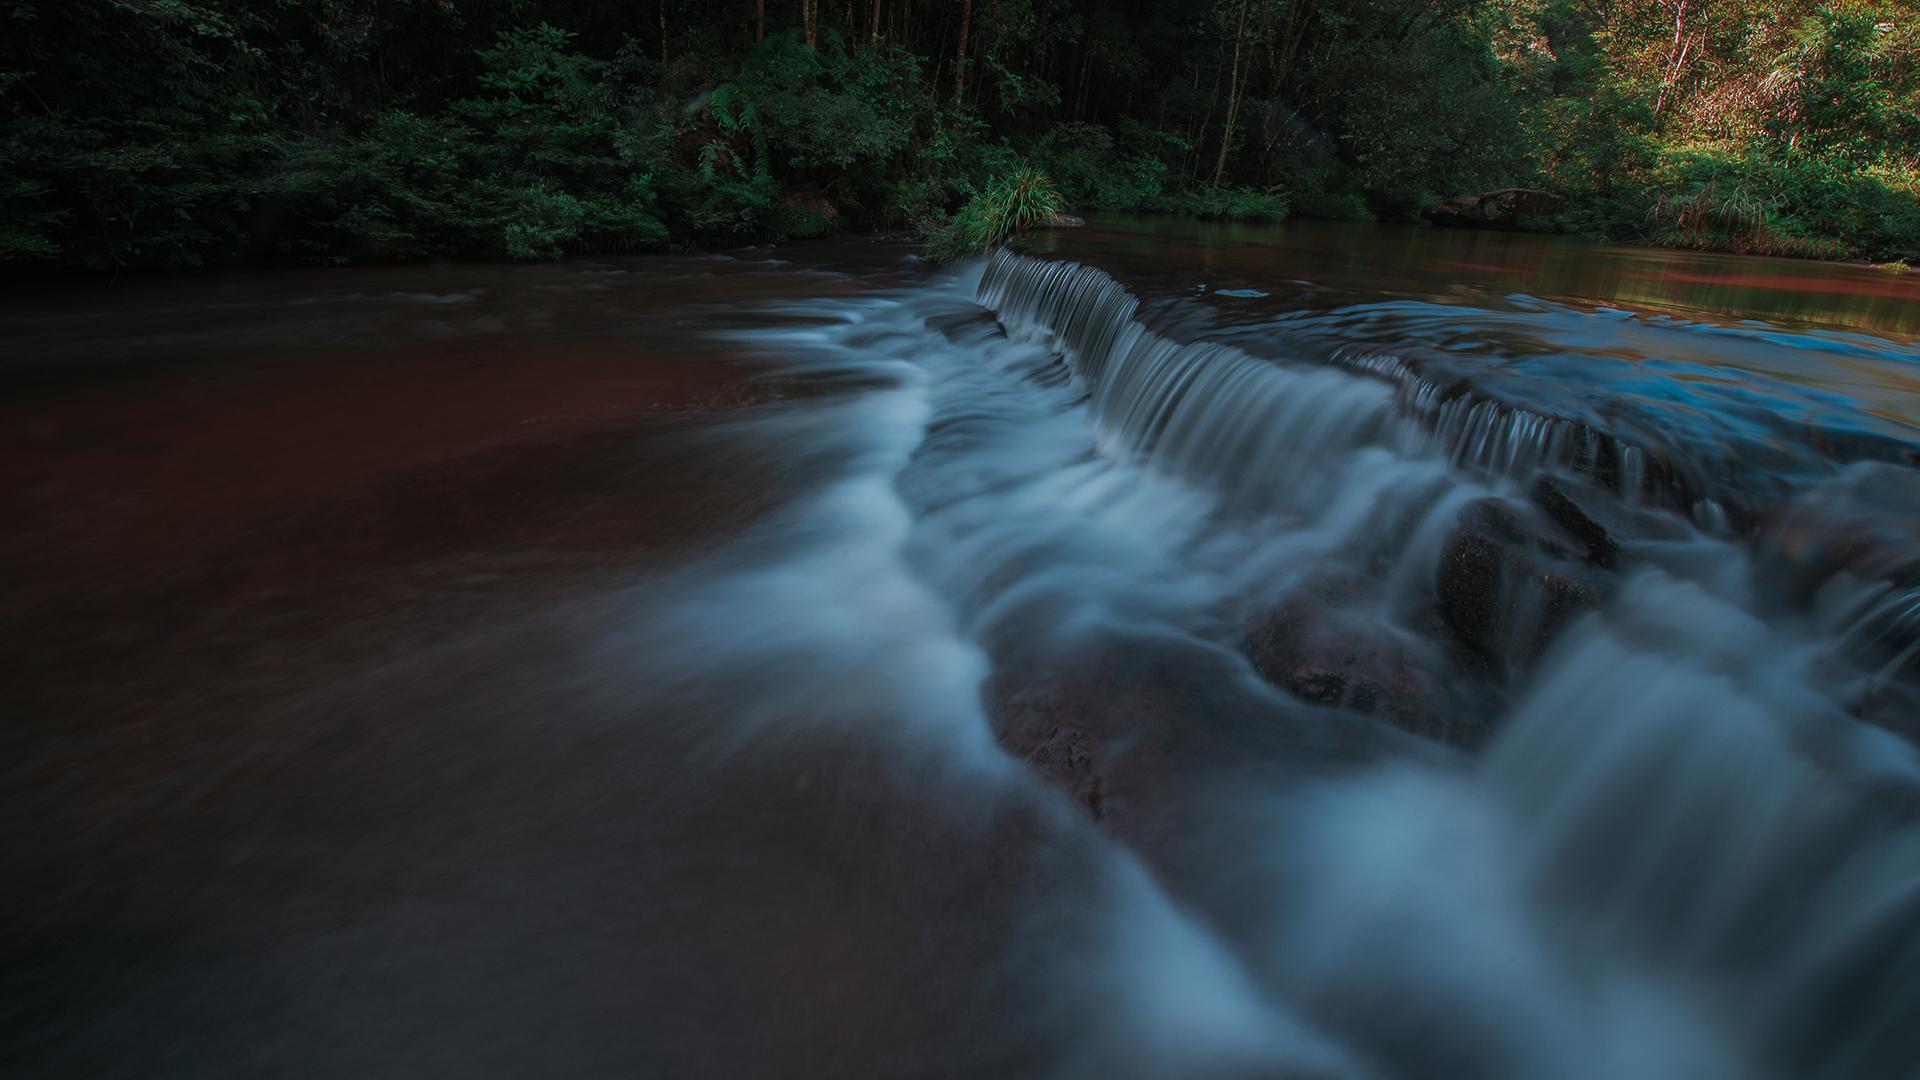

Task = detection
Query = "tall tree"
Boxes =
[1212,0,1251,185]
[954,0,974,105]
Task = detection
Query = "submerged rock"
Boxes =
[1756,463,1920,604]
[1756,464,1920,689]
[989,672,1114,820]
[925,307,1006,345]
[1242,570,1501,747]
[1529,474,1692,567]
[1841,674,1920,745]
[1531,475,1626,568]
[987,633,1406,827]
[1435,498,1616,677]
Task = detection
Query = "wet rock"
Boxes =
[1529,473,1694,567]
[926,307,1006,345]
[1244,580,1503,748]
[1436,498,1616,677]
[989,676,1113,819]
[1531,476,1625,567]
[1426,188,1566,231]
[1753,466,1920,698]
[1045,213,1087,227]
[1842,675,1920,746]
[984,640,1238,827]
[987,631,1406,828]
[1755,463,1920,607]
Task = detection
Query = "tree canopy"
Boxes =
[2,0,1915,269]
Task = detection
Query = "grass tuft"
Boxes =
[927,166,1064,262]
[1649,177,1846,259]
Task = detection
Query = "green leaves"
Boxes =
[1,0,1911,270]
[1153,186,1289,221]
[729,31,913,173]
[1637,148,1920,262]
[928,165,1064,260]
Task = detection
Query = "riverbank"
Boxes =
[4,211,1913,302]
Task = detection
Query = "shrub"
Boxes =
[1287,189,1375,222]
[1647,176,1845,259]
[1031,121,1172,211]
[927,166,1063,261]
[1640,150,1920,262]
[1152,186,1290,222]
[1032,122,1119,209]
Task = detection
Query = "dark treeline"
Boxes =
[2,0,1917,270]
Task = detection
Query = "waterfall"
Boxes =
[950,249,1920,1079]
[15,238,1920,1080]
[980,250,1743,534]
[979,251,1408,518]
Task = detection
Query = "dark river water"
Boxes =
[4,221,1919,1078]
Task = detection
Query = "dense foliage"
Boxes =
[2,0,1916,270]
[927,165,1063,260]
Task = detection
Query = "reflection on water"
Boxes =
[1027,215,1920,336]
[3,230,1918,1078]
[1028,217,1920,521]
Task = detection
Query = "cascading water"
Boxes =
[622,249,1920,1078]
[980,251,1715,525]
[10,239,1917,1079]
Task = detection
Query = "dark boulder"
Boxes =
[1755,464,1920,683]
[984,643,1231,827]
[1842,674,1920,746]
[926,307,1006,345]
[1529,474,1691,568]
[1532,475,1625,567]
[1755,463,1920,606]
[1244,576,1504,748]
[988,629,1408,828]
[1435,498,1616,677]
[988,672,1117,820]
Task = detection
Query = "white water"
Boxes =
[621,254,1920,1078]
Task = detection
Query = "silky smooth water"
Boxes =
[4,226,1918,1078]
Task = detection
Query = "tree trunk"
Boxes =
[1654,0,1691,120]
[1212,0,1250,187]
[871,0,881,44]
[803,0,816,47]
[1272,0,1312,96]
[1074,40,1092,119]
[1191,50,1224,183]
[660,0,668,68]
[953,0,972,107]
[758,0,765,41]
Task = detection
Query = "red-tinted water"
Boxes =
[5,231,1917,1078]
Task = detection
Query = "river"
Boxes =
[4,220,1919,1078]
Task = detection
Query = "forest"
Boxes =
[3,0,1917,271]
